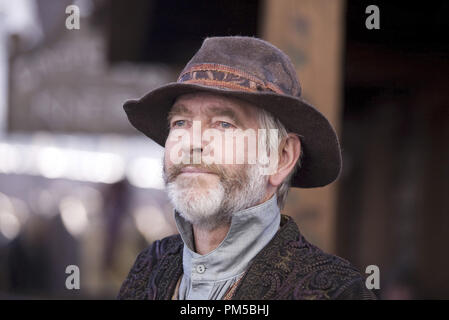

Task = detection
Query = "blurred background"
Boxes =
[0,0,447,299]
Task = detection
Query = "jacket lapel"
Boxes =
[231,214,302,300]
[146,235,184,300]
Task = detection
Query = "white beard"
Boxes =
[165,164,267,230]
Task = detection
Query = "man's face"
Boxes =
[163,92,269,230]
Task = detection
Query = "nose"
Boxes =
[190,146,203,164]
[181,120,207,164]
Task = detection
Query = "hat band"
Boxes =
[177,63,285,95]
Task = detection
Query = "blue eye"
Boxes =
[173,120,186,127]
[220,121,232,129]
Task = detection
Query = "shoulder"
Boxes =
[128,233,183,273]
[285,216,376,299]
[234,215,376,300]
[292,240,376,299]
[117,234,183,300]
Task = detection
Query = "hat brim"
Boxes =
[123,82,341,188]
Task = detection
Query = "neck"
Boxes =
[193,222,231,255]
[192,190,276,255]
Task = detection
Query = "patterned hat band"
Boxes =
[177,63,285,95]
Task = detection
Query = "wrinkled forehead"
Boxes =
[170,92,260,122]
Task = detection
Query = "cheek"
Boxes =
[220,163,247,180]
[164,141,175,166]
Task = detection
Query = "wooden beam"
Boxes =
[262,0,345,253]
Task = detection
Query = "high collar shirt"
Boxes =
[174,194,281,300]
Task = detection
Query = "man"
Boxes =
[118,36,376,300]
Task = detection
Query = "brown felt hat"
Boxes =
[123,36,342,188]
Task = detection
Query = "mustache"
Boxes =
[163,162,249,186]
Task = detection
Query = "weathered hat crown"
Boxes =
[178,36,302,98]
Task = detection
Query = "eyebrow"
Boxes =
[167,103,245,128]
[167,104,193,123]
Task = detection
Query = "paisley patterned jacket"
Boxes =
[117,214,377,300]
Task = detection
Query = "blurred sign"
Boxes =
[8,26,174,134]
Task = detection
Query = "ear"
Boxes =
[268,133,301,187]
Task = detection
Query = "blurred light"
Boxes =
[0,134,166,189]
[37,146,67,178]
[36,189,59,218]
[0,192,14,212]
[0,143,18,174]
[64,149,125,183]
[74,186,103,217]
[0,141,125,184]
[9,197,30,224]
[90,152,125,184]
[0,210,20,240]
[0,192,21,240]
[127,157,164,189]
[133,205,169,243]
[59,196,88,237]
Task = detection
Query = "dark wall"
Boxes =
[107,0,261,66]
[338,0,449,299]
